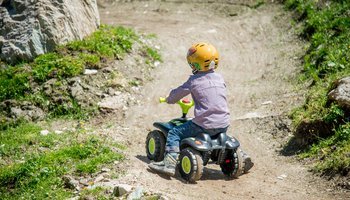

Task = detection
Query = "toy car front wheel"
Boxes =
[146,130,166,162]
[178,148,203,183]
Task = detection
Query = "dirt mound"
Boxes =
[97,1,349,199]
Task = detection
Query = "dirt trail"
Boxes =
[98,1,348,199]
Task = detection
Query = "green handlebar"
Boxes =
[159,97,194,116]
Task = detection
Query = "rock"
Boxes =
[107,87,116,96]
[277,174,288,180]
[101,168,111,173]
[70,83,84,98]
[98,94,128,111]
[62,175,80,190]
[84,69,98,75]
[0,0,100,64]
[160,195,170,200]
[94,175,104,182]
[127,186,143,200]
[328,77,350,110]
[113,184,133,197]
[79,178,90,186]
[54,130,63,134]
[261,101,272,105]
[40,130,50,136]
[6,100,45,121]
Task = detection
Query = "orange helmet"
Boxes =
[187,42,219,73]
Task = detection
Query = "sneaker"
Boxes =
[148,153,177,176]
[243,154,254,173]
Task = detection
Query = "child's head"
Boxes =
[187,42,219,74]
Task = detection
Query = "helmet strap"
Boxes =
[192,69,198,74]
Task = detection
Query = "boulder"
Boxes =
[0,0,100,64]
[328,77,350,110]
[113,184,133,197]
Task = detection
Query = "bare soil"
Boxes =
[96,1,349,199]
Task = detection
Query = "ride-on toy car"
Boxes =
[146,97,246,182]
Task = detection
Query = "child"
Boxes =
[149,42,253,176]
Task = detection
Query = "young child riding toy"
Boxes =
[149,42,253,176]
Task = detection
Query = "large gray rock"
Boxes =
[0,0,100,64]
[328,77,350,110]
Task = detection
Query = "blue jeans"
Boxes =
[166,120,228,153]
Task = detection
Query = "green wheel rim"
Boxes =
[182,156,191,174]
[148,138,155,155]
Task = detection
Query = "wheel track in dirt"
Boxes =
[98,1,349,199]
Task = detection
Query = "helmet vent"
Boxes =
[200,44,205,47]
[204,60,210,62]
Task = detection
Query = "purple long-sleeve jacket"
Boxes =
[167,70,230,129]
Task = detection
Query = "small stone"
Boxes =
[95,175,104,182]
[79,178,89,186]
[101,168,111,173]
[107,88,115,96]
[127,186,143,200]
[113,184,133,197]
[159,195,170,200]
[154,61,160,67]
[54,130,63,134]
[84,69,98,75]
[261,101,273,105]
[277,174,288,180]
[62,175,80,190]
[40,130,50,136]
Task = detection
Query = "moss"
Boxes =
[285,0,350,175]
[0,122,124,199]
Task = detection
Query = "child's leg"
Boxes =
[166,120,203,156]
[148,121,203,176]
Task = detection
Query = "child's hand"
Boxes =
[159,97,167,103]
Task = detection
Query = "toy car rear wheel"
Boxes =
[146,130,166,162]
[220,148,243,178]
[178,148,203,183]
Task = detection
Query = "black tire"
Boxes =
[220,148,243,178]
[145,130,166,162]
[178,148,204,183]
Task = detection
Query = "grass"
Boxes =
[65,25,137,58]
[80,186,109,200]
[0,25,161,119]
[300,123,350,175]
[284,0,350,175]
[0,122,124,199]
[0,65,31,101]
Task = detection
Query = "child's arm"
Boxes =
[166,79,191,104]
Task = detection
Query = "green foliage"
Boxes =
[66,25,138,58]
[79,53,100,68]
[33,53,85,82]
[0,25,154,119]
[0,122,124,199]
[0,65,30,101]
[300,123,350,174]
[285,0,350,79]
[285,0,350,175]
[145,47,162,62]
[80,187,109,200]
